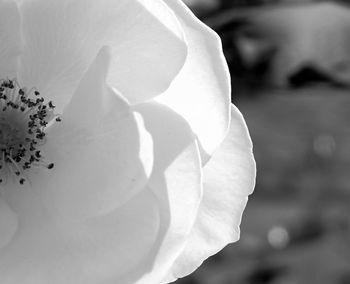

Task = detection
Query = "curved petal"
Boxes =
[0,0,21,78]
[163,105,256,282]
[0,188,159,284]
[0,197,18,250]
[29,47,153,220]
[156,0,231,160]
[17,0,187,110]
[131,102,203,284]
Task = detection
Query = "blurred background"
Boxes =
[176,1,350,283]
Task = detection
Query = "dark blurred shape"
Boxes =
[288,66,339,88]
[182,0,220,16]
[247,264,287,284]
[221,0,286,9]
[287,216,325,245]
[337,273,350,284]
[205,1,350,93]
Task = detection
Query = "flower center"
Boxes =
[0,79,61,185]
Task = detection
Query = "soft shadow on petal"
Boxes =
[163,105,256,282]
[17,0,187,110]
[157,0,231,161]
[30,47,153,220]
[127,102,202,284]
[0,197,18,250]
[0,189,159,284]
[0,0,21,78]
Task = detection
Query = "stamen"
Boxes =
[0,79,61,185]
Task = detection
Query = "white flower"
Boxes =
[0,0,256,283]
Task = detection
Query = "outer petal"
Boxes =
[30,47,153,220]
[0,0,21,78]
[156,0,231,160]
[163,105,256,282]
[0,188,159,284]
[17,0,187,110]
[130,102,202,284]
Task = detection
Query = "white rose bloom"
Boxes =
[0,0,256,283]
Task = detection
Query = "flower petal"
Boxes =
[31,47,153,220]
[0,197,18,250]
[0,0,21,78]
[163,105,256,282]
[18,0,187,110]
[0,188,159,284]
[156,0,231,160]
[131,102,203,284]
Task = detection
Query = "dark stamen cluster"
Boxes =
[0,79,61,185]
